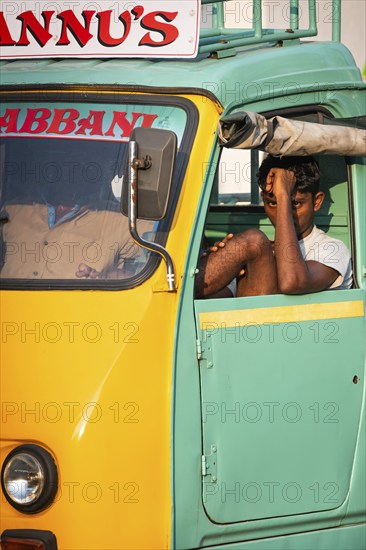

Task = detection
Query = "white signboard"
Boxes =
[0,1,201,59]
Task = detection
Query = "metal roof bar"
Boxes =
[290,0,299,31]
[332,0,341,41]
[254,0,262,38]
[199,0,342,55]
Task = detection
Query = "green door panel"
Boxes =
[194,290,365,524]
[202,523,366,550]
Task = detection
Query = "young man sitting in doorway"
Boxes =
[195,155,352,298]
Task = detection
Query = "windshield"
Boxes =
[0,94,195,288]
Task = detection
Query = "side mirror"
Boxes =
[121,127,177,291]
[121,127,177,220]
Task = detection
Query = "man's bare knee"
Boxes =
[235,229,271,262]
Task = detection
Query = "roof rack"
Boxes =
[199,0,341,56]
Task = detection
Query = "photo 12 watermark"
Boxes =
[203,479,340,505]
[2,400,140,424]
[202,400,340,424]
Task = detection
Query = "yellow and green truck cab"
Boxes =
[0,1,365,549]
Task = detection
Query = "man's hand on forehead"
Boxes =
[265,167,296,198]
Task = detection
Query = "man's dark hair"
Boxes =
[257,155,321,196]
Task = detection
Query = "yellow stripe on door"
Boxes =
[200,300,364,329]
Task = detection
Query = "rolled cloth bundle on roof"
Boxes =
[218,111,366,156]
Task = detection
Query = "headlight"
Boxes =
[3,452,44,504]
[1,445,58,514]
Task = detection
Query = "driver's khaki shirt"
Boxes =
[1,204,152,279]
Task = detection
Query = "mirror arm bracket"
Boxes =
[128,141,176,292]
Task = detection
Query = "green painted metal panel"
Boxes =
[194,290,365,523]
[351,161,366,291]
[0,42,364,109]
[202,523,366,549]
